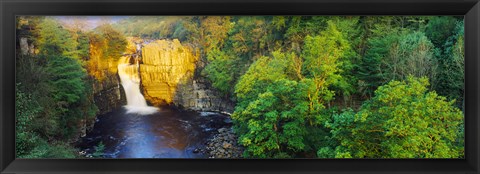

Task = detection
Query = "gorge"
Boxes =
[76,38,235,158]
[115,38,233,112]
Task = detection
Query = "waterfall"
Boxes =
[118,58,158,115]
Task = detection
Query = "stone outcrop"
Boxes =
[140,39,199,105]
[76,72,126,138]
[138,39,234,113]
[91,72,127,115]
[174,77,234,113]
[19,37,36,55]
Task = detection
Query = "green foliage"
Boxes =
[357,30,400,97]
[16,17,98,158]
[202,48,236,95]
[200,16,233,54]
[16,83,80,159]
[16,16,45,44]
[94,24,128,61]
[383,32,437,85]
[425,16,457,48]
[323,109,356,158]
[47,56,86,104]
[75,32,91,62]
[233,52,311,158]
[45,55,97,138]
[15,84,43,157]
[199,16,280,99]
[358,26,437,97]
[301,21,351,102]
[284,16,329,52]
[37,18,78,57]
[433,20,464,107]
[233,44,348,157]
[327,17,361,98]
[356,16,412,97]
[235,52,290,102]
[227,16,463,158]
[331,76,463,158]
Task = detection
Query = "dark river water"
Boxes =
[76,107,231,158]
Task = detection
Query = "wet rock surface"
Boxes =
[205,127,244,158]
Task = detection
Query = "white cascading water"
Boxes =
[118,60,158,115]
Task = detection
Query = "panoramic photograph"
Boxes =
[15,16,464,158]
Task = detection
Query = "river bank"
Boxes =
[205,127,244,158]
[75,106,243,158]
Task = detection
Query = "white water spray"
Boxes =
[118,60,158,115]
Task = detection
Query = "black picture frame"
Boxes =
[1,0,479,173]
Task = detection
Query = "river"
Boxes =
[76,107,231,158]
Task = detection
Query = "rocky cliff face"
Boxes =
[140,39,199,105]
[77,73,126,138]
[78,76,126,138]
[137,39,234,113]
[174,77,234,113]
[91,73,127,115]
[19,37,36,55]
[81,58,127,137]
[87,39,128,116]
